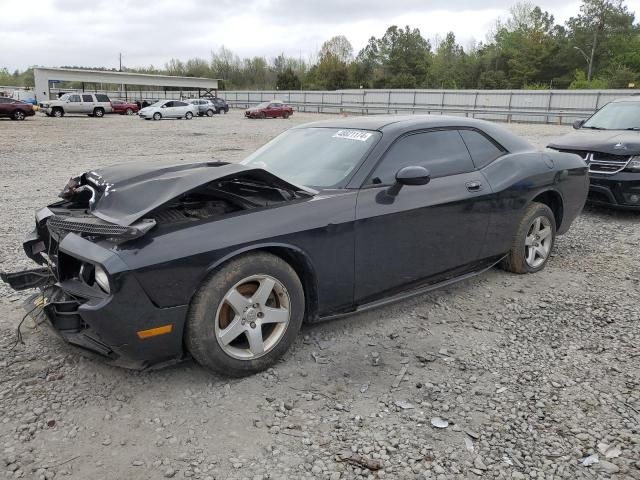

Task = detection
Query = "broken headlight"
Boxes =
[80,263,111,294]
[94,265,110,294]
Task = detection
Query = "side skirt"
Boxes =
[318,256,506,323]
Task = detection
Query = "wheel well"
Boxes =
[532,191,563,229]
[262,247,319,323]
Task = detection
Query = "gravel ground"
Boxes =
[0,112,638,480]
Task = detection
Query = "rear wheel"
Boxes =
[282,111,290,119]
[501,202,556,274]
[12,110,26,120]
[153,112,162,121]
[206,109,214,117]
[186,252,305,376]
[93,107,104,117]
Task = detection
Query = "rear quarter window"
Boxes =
[95,94,110,102]
[459,129,506,169]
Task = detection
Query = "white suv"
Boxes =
[40,93,113,118]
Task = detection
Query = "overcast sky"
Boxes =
[2,0,639,71]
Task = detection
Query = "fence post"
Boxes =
[320,92,324,114]
[304,92,307,113]
[546,91,553,124]
[507,91,513,123]
[595,91,602,111]
[362,90,365,115]
[341,92,344,114]
[472,91,478,118]
[388,91,391,114]
[413,91,417,114]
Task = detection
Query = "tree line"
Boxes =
[2,0,639,91]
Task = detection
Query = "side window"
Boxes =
[164,101,174,107]
[174,101,187,107]
[68,95,81,102]
[459,129,505,169]
[82,94,93,102]
[0,98,10,103]
[95,94,110,102]
[370,130,475,185]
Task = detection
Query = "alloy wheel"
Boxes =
[14,111,25,120]
[524,216,552,268]
[214,275,291,360]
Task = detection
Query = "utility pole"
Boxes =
[119,53,122,72]
[573,46,592,81]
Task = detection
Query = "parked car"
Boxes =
[186,99,216,117]
[245,101,293,119]
[1,116,588,376]
[110,99,139,115]
[39,93,113,117]
[0,96,36,120]
[138,100,197,120]
[547,96,640,210]
[209,97,229,114]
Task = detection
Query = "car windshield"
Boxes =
[240,127,381,188]
[59,94,70,101]
[582,101,640,130]
[150,101,165,107]
[254,102,270,109]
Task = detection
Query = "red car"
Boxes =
[0,97,35,120]
[245,101,293,119]
[110,99,139,115]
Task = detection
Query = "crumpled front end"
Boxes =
[2,208,186,369]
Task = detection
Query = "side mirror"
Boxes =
[573,119,586,129]
[161,105,166,108]
[387,166,431,196]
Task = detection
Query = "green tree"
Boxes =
[276,67,301,90]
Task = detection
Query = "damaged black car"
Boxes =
[2,116,589,376]
[548,96,640,210]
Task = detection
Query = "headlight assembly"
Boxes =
[94,264,111,294]
[626,156,640,172]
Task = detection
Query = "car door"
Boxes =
[173,101,189,117]
[162,101,176,117]
[65,94,82,113]
[0,97,10,117]
[353,129,493,304]
[81,94,94,114]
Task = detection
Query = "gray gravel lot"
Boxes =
[0,112,638,480]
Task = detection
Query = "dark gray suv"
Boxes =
[186,99,216,117]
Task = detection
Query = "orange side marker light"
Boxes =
[137,324,173,340]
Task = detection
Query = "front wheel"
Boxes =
[186,252,305,376]
[260,112,266,119]
[12,110,26,120]
[501,202,556,274]
[185,111,193,120]
[52,108,64,118]
[152,112,162,121]
[282,111,290,119]
[125,108,134,115]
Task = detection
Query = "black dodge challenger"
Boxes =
[2,115,588,376]
[547,95,640,210]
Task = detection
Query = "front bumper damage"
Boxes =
[2,214,187,370]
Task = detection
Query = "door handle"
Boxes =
[466,181,483,192]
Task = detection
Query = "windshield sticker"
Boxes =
[332,130,373,142]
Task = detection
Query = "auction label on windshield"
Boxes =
[332,130,373,142]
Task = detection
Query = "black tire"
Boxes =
[260,112,266,119]
[125,108,134,115]
[282,111,290,119]
[12,110,26,120]
[501,202,556,274]
[206,109,214,117]
[224,107,229,114]
[185,111,193,120]
[153,112,162,121]
[52,108,64,118]
[93,107,104,118]
[186,252,305,377]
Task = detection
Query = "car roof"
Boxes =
[296,114,534,152]
[610,95,640,103]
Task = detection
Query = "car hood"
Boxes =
[548,130,640,155]
[60,162,315,227]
